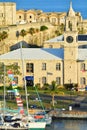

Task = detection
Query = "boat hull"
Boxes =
[29,128,45,130]
[29,122,46,130]
[0,127,28,130]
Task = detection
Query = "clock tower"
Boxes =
[64,2,78,85]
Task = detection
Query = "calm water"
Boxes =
[46,119,87,130]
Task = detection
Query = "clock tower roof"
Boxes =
[67,1,75,17]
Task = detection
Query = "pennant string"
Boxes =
[7,70,24,114]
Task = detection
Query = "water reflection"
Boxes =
[46,119,87,130]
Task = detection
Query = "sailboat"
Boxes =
[32,85,52,126]
[20,42,46,130]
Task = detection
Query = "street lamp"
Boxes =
[69,79,72,111]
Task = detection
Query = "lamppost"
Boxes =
[69,79,72,111]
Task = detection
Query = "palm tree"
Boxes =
[20,29,27,39]
[1,31,8,41]
[0,31,8,53]
[28,27,35,35]
[0,31,8,43]
[40,25,48,46]
[28,27,35,44]
[50,81,57,108]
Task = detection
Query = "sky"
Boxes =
[0,0,87,19]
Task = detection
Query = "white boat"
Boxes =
[22,114,46,130]
[28,122,46,130]
[34,112,52,126]
[45,114,52,125]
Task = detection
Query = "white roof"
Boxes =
[45,35,64,43]
[0,48,64,60]
[1,48,87,61]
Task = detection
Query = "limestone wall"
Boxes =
[0,2,16,26]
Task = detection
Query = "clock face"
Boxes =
[66,36,73,43]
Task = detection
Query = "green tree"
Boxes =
[28,27,35,35]
[28,27,36,44]
[0,31,8,43]
[20,29,27,39]
[0,62,21,84]
[55,30,61,36]
[1,31,8,41]
[40,25,48,31]
[50,81,57,108]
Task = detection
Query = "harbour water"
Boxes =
[46,119,87,130]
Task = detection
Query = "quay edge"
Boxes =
[48,110,87,120]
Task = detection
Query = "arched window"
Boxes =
[30,16,32,18]
[19,16,21,19]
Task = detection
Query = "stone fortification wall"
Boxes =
[0,2,16,26]
[0,22,55,54]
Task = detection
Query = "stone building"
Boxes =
[0,2,82,26]
[0,2,87,91]
[0,2,16,26]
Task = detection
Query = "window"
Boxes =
[26,63,34,73]
[52,18,56,23]
[56,63,61,71]
[42,77,46,84]
[80,77,86,85]
[30,16,32,18]
[68,21,72,31]
[42,63,46,70]
[19,16,21,19]
[56,77,61,85]
[14,76,18,84]
[81,63,85,71]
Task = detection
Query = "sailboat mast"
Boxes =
[3,63,6,116]
[20,42,29,117]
